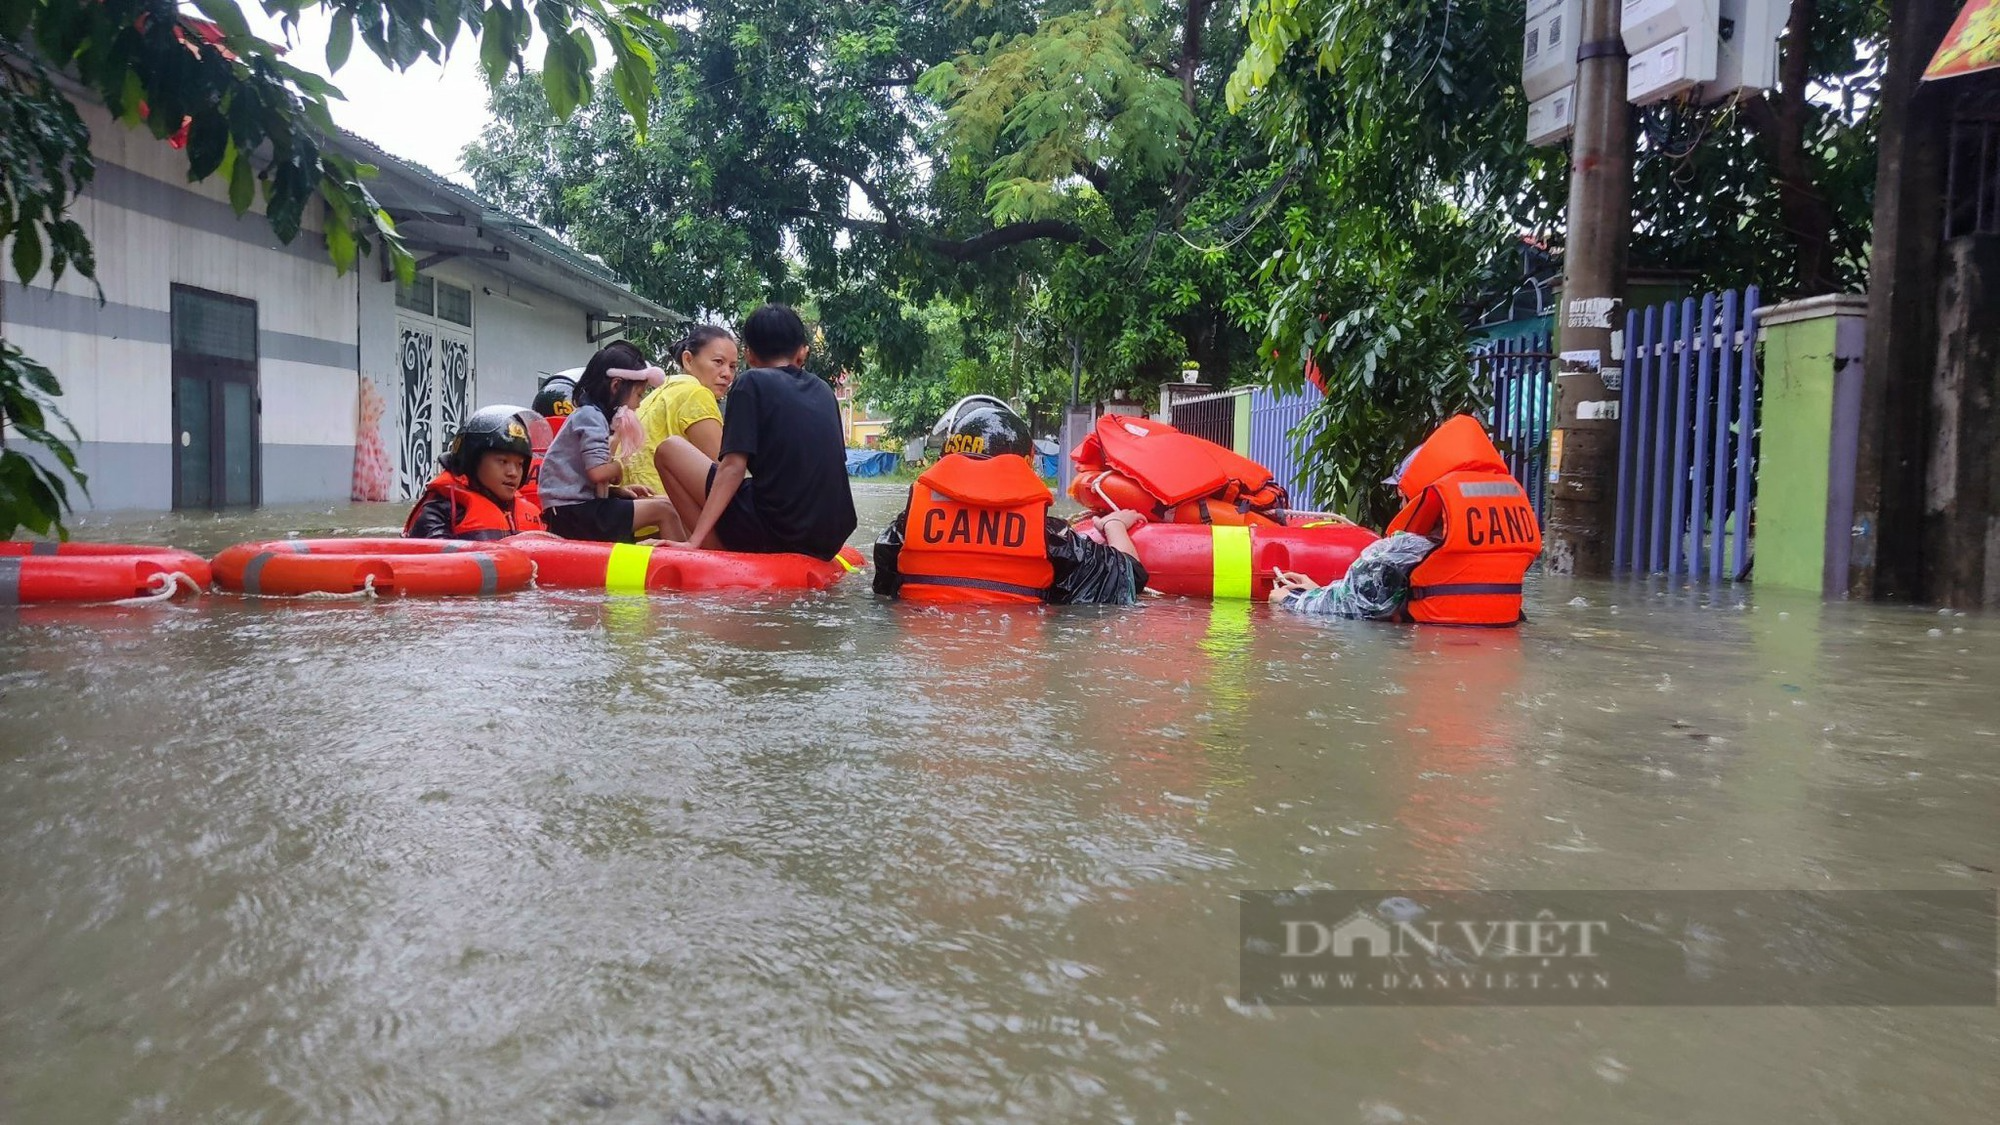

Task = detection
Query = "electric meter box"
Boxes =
[1704,0,1784,103]
[1522,0,1582,102]
[1622,0,1718,53]
[1527,84,1577,146]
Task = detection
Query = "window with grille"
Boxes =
[395,275,435,315]
[436,281,473,326]
[171,288,258,361]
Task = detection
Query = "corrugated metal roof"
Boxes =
[332,132,682,323]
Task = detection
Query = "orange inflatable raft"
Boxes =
[1078,517,1379,600]
[505,535,863,593]
[211,538,534,597]
[1,541,211,605]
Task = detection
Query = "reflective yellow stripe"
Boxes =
[836,552,858,572]
[1211,525,1253,599]
[605,542,655,594]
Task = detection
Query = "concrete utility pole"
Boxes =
[1542,0,1633,576]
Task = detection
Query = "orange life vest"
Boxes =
[1385,415,1540,625]
[897,453,1055,603]
[518,417,562,512]
[1069,415,1287,521]
[403,471,545,541]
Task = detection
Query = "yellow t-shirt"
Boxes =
[623,373,724,494]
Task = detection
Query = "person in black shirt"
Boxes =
[655,305,858,560]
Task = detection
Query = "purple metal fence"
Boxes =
[1249,385,1323,507]
[1476,332,1556,518]
[1614,287,1761,579]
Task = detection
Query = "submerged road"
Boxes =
[1,483,1996,1122]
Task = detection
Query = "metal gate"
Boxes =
[1476,332,1556,519]
[1614,288,1762,580]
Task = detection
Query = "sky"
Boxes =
[242,9,505,185]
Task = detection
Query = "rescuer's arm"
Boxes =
[670,452,747,550]
[872,507,909,597]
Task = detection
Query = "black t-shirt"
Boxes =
[719,365,858,558]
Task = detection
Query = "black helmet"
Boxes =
[443,405,541,475]
[931,394,1014,439]
[532,370,579,418]
[940,404,1032,459]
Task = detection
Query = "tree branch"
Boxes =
[779,208,1108,260]
[812,157,899,220]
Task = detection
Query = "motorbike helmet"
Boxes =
[532,370,580,418]
[443,405,543,476]
[931,394,1015,440]
[939,403,1033,459]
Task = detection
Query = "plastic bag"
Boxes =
[1283,532,1436,619]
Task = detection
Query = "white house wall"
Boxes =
[1,101,360,510]
[358,258,610,499]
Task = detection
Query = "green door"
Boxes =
[170,287,260,508]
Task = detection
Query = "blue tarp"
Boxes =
[1035,452,1059,480]
[846,449,900,477]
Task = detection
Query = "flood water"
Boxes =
[2,482,1996,1123]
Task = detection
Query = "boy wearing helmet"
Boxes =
[874,401,1150,605]
[403,405,548,540]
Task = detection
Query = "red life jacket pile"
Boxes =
[1068,415,1289,527]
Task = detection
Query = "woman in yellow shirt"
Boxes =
[624,325,738,496]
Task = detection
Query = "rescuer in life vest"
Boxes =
[1271,414,1541,625]
[403,405,549,540]
[520,370,578,511]
[874,404,1151,605]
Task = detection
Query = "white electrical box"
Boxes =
[1622,0,1717,53]
[1628,28,1723,104]
[1527,84,1577,146]
[1703,0,1784,103]
[1522,0,1582,102]
[1629,33,1693,104]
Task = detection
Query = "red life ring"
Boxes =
[0,541,211,605]
[1068,469,1158,516]
[1078,518,1378,600]
[505,534,863,593]
[211,538,533,597]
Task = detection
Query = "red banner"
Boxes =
[1927,0,2000,81]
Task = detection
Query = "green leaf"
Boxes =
[433,0,464,54]
[541,37,588,120]
[328,12,355,72]
[325,214,358,274]
[185,113,229,181]
[480,6,514,87]
[11,222,42,283]
[229,147,256,215]
[188,0,254,43]
[0,0,31,41]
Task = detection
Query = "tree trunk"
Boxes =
[1850,0,1962,600]
[1742,0,1840,296]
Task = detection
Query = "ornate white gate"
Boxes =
[393,277,475,498]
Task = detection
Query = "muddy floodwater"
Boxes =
[2,482,1996,1123]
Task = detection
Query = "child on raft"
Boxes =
[623,325,738,496]
[653,305,858,560]
[535,342,690,544]
[403,405,547,540]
